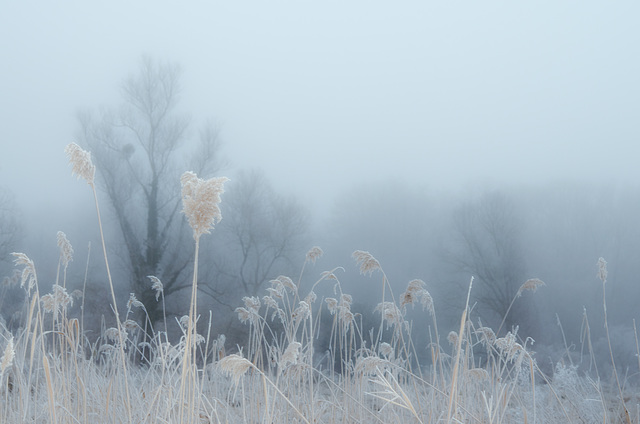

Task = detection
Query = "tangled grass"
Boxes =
[0,145,638,423]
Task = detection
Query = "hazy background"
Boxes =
[2,2,639,219]
[1,2,640,370]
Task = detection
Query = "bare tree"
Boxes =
[447,191,530,334]
[198,170,310,311]
[76,57,222,325]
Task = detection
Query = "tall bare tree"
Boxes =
[76,57,222,325]
[447,191,530,334]
[199,170,309,307]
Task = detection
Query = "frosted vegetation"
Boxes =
[0,144,639,423]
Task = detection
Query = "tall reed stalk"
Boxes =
[178,171,228,424]
[65,142,133,423]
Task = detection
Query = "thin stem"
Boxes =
[91,183,132,424]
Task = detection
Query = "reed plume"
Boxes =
[180,171,229,240]
[179,171,228,423]
[11,252,37,295]
[65,142,132,423]
[56,231,74,269]
[64,142,95,186]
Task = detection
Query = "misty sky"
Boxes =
[1,2,639,229]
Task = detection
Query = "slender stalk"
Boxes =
[447,276,473,423]
[601,267,631,424]
[180,236,200,424]
[91,183,132,424]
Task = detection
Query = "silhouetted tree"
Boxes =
[447,191,531,334]
[198,170,309,311]
[76,57,223,325]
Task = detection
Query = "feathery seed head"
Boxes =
[235,307,258,325]
[276,275,296,292]
[400,291,415,308]
[41,294,55,313]
[447,331,459,346]
[355,355,387,375]
[11,252,37,294]
[292,301,311,323]
[375,301,403,327]
[379,342,393,357]
[148,276,163,301]
[420,290,434,315]
[180,171,229,240]
[597,257,608,283]
[321,270,338,280]
[266,286,284,299]
[340,309,354,328]
[1,338,15,375]
[56,231,74,268]
[304,291,317,304]
[352,250,381,276]
[65,143,95,186]
[517,278,546,297]
[179,315,191,329]
[262,295,279,310]
[467,368,490,381]
[236,308,250,322]
[242,296,261,312]
[406,279,426,294]
[400,279,433,314]
[305,246,323,264]
[123,319,139,331]
[495,331,524,362]
[280,341,302,369]
[218,354,253,385]
[325,298,338,314]
[104,327,127,344]
[41,284,73,316]
[127,293,144,311]
[475,327,496,345]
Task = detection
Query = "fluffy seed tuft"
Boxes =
[148,276,163,301]
[1,338,15,375]
[218,354,253,385]
[65,143,95,185]
[305,246,323,264]
[11,252,37,294]
[352,250,381,276]
[597,257,608,283]
[517,278,546,297]
[180,171,229,240]
[56,231,74,268]
[280,341,302,368]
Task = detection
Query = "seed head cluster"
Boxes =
[65,143,95,186]
[57,231,74,269]
[11,252,37,295]
[180,171,229,240]
[352,250,381,276]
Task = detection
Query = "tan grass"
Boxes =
[1,145,638,423]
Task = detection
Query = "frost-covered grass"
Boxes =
[0,144,638,423]
[2,249,639,424]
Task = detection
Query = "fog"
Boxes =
[1,2,640,372]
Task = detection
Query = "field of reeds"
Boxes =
[0,144,639,423]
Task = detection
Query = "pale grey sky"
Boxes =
[1,1,639,230]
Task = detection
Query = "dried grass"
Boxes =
[0,146,637,423]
